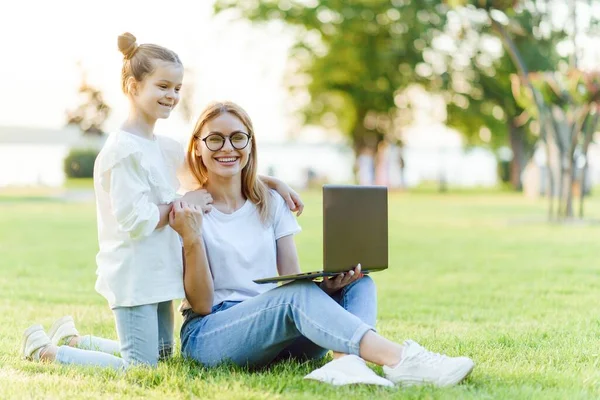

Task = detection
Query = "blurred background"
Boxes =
[3,0,600,220]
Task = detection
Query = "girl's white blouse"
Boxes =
[93,131,185,308]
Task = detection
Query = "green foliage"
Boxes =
[461,0,600,217]
[63,148,99,178]
[428,3,566,150]
[66,72,111,135]
[214,0,447,150]
[446,0,519,11]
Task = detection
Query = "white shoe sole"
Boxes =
[387,359,475,387]
[437,359,475,387]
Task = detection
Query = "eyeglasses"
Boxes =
[201,132,251,151]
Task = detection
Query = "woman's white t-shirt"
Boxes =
[183,190,302,310]
[93,130,185,308]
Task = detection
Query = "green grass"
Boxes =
[2,190,600,399]
[64,178,94,190]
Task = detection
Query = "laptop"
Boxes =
[253,184,388,284]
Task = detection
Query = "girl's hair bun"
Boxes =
[118,32,138,59]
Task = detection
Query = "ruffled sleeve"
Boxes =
[94,132,178,239]
[96,132,180,203]
[106,158,160,239]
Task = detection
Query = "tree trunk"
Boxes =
[579,162,588,218]
[508,119,525,191]
[558,161,569,219]
[564,135,578,219]
[579,112,598,218]
[542,121,556,220]
[564,109,589,218]
[492,17,555,219]
[352,109,385,185]
[351,110,370,183]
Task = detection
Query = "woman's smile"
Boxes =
[214,156,239,166]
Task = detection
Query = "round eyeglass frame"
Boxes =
[200,132,252,151]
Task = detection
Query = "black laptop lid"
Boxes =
[323,185,388,273]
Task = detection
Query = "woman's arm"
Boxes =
[181,235,214,315]
[275,235,302,277]
[169,201,214,315]
[259,175,304,216]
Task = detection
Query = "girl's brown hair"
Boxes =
[117,32,182,94]
[186,101,271,224]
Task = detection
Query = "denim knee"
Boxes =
[278,280,322,301]
[346,275,376,296]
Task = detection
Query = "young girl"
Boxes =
[172,101,474,387]
[21,33,302,370]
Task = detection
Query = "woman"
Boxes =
[170,101,474,387]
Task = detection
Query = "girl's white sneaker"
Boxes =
[21,325,51,360]
[47,316,79,346]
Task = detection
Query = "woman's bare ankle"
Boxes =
[386,345,403,368]
[359,331,404,367]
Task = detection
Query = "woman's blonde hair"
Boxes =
[186,101,272,224]
[117,32,182,94]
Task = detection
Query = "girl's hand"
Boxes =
[181,189,213,214]
[169,201,203,241]
[320,264,363,295]
[273,180,304,216]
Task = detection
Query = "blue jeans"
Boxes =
[181,277,377,368]
[55,301,174,370]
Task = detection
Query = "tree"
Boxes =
[448,0,600,219]
[513,70,600,218]
[66,67,111,135]
[425,3,566,190]
[214,0,447,181]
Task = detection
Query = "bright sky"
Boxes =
[1,0,296,142]
[4,0,600,146]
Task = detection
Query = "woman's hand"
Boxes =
[320,264,363,295]
[181,189,213,214]
[273,179,304,216]
[169,200,203,243]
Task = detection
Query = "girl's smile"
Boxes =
[133,60,183,121]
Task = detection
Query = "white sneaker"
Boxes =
[47,316,79,346]
[305,355,394,387]
[21,325,51,360]
[383,340,474,387]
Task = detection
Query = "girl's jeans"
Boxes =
[55,300,173,370]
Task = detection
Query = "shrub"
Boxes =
[64,148,99,178]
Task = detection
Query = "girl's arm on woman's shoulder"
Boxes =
[276,235,302,277]
[259,175,304,216]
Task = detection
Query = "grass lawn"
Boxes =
[1,189,600,399]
